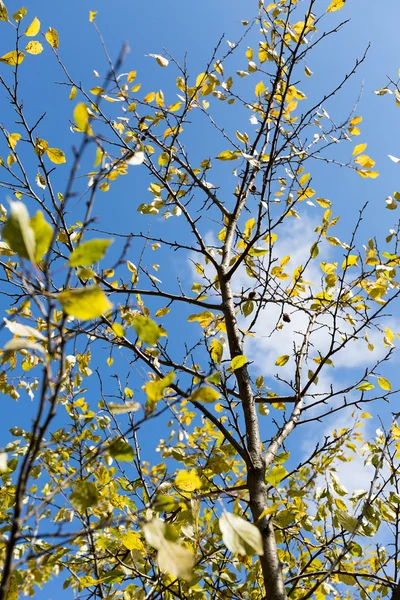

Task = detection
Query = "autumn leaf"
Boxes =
[69,239,112,266]
[46,147,66,164]
[24,17,40,36]
[58,286,112,320]
[327,1,346,13]
[133,315,162,345]
[219,512,264,556]
[25,41,44,55]
[45,27,59,48]
[2,201,35,262]
[0,51,25,66]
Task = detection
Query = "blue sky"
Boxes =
[1,0,400,597]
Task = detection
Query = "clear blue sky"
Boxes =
[1,0,400,597]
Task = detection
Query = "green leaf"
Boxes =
[190,386,221,403]
[310,242,319,258]
[3,201,35,262]
[206,371,221,385]
[153,494,177,513]
[275,355,290,367]
[69,238,112,266]
[58,286,112,320]
[108,439,135,461]
[230,355,247,371]
[219,512,264,556]
[70,481,99,511]
[133,315,162,345]
[335,510,360,534]
[242,300,254,317]
[30,210,53,261]
[274,509,295,527]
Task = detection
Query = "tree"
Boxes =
[0,0,400,598]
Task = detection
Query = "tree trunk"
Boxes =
[221,275,288,600]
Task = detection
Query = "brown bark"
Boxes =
[220,273,287,600]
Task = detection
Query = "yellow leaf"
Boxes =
[112,323,125,338]
[275,355,290,366]
[0,51,25,66]
[148,53,169,67]
[356,170,379,179]
[352,143,367,156]
[377,377,391,391]
[45,27,59,49]
[230,355,247,371]
[58,286,112,320]
[349,127,360,136]
[216,150,238,161]
[143,91,155,103]
[155,90,164,107]
[341,255,358,269]
[168,101,182,112]
[69,86,77,100]
[350,115,362,126]
[46,148,66,164]
[8,133,21,150]
[299,173,310,186]
[210,338,223,365]
[25,41,43,55]
[155,307,170,317]
[127,70,136,83]
[35,138,49,156]
[0,0,8,21]
[190,386,221,403]
[24,17,40,37]
[90,86,104,95]
[326,0,346,12]
[73,103,93,135]
[255,80,265,97]
[158,152,169,166]
[195,72,207,88]
[13,7,27,21]
[188,311,214,328]
[285,100,297,114]
[354,154,375,169]
[89,10,97,22]
[175,469,202,492]
[133,315,161,345]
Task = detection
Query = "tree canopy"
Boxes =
[1,1,400,599]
